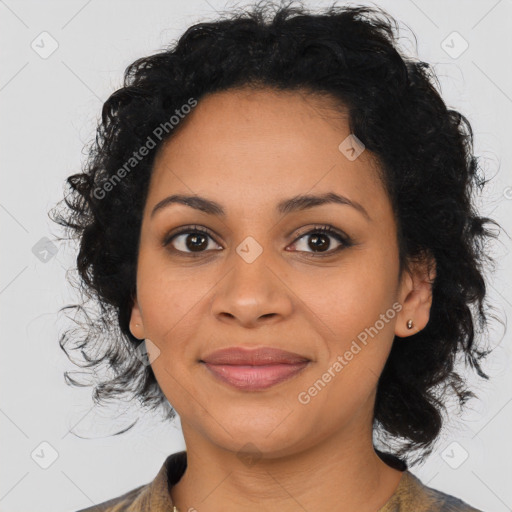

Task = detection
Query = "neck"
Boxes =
[170,421,404,512]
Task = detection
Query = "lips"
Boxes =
[201,346,310,365]
[200,347,311,391]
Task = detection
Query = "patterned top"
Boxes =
[75,450,483,512]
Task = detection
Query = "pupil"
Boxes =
[183,232,330,253]
[309,233,329,252]
[186,233,207,251]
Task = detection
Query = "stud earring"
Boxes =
[406,319,414,329]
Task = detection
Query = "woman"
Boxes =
[51,2,500,511]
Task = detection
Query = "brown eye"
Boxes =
[289,226,353,255]
[163,226,222,255]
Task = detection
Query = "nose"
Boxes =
[210,248,294,328]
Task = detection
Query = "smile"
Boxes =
[201,362,311,391]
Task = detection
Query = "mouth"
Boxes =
[199,346,311,391]
[201,361,311,391]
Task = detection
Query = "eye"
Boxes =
[162,224,354,257]
[288,225,353,256]
[163,225,222,255]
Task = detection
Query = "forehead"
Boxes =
[146,87,387,218]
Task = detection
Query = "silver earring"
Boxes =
[406,319,414,329]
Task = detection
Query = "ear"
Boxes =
[395,252,436,338]
[129,294,145,340]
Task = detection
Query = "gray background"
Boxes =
[1,0,511,511]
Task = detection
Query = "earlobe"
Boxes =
[129,296,145,339]
[395,255,436,338]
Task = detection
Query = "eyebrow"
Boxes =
[150,192,371,221]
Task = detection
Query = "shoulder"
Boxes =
[74,483,151,512]
[386,470,484,512]
[72,451,187,512]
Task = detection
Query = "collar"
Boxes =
[112,450,479,512]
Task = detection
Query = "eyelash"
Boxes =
[162,224,354,258]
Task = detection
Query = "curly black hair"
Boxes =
[49,0,503,466]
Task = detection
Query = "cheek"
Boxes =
[293,255,397,337]
[136,252,209,342]
[292,263,399,406]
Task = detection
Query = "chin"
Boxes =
[203,420,311,458]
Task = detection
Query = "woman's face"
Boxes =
[130,87,425,457]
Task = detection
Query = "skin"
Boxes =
[129,87,435,512]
